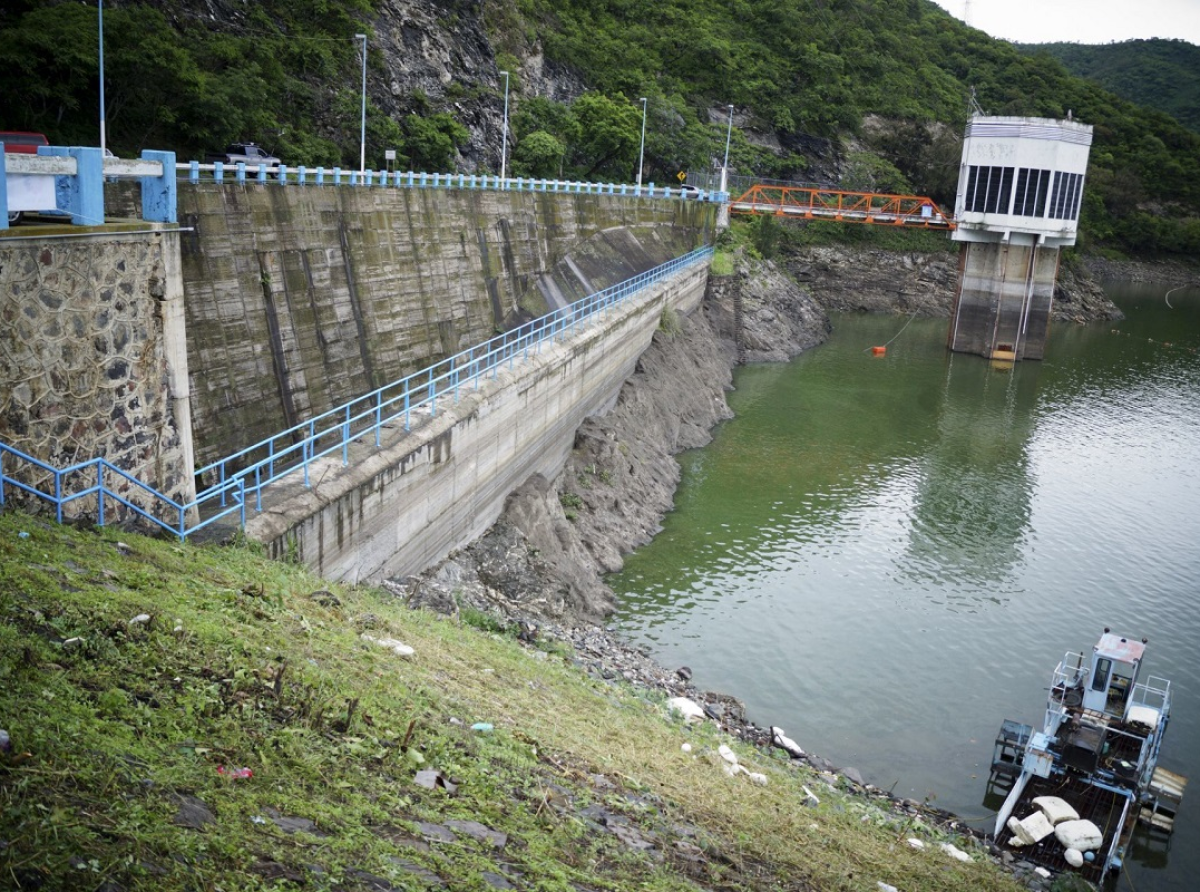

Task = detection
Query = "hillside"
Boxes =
[0,0,1197,255]
[0,509,1031,892]
[1017,39,1200,133]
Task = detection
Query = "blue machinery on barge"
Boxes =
[988,631,1187,884]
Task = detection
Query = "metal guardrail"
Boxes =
[0,246,713,540]
[177,160,729,203]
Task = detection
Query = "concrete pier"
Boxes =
[948,240,1059,361]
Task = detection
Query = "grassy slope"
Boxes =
[0,509,1024,892]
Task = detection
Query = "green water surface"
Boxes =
[610,281,1200,892]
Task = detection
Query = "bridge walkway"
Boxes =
[729,183,954,229]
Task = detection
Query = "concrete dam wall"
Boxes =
[178,184,715,467]
[2,182,714,583]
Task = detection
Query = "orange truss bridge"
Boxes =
[729,184,955,230]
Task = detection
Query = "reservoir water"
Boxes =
[610,280,1199,892]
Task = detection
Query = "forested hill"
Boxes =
[0,0,1197,259]
[1017,39,1200,133]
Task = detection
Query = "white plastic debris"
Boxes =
[722,762,740,777]
[1034,867,1052,879]
[1064,847,1085,868]
[129,614,151,625]
[667,697,706,723]
[1032,795,1079,826]
[771,726,805,758]
[745,771,768,786]
[680,742,692,753]
[878,883,899,892]
[360,633,414,657]
[940,842,972,863]
[718,744,739,765]
[1054,819,1104,852]
[801,785,821,806]
[906,838,924,850]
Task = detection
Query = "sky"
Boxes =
[928,0,1200,46]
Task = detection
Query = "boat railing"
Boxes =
[1130,675,1171,716]
[1047,654,1088,714]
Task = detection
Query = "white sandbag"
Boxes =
[1032,795,1080,826]
[1006,817,1028,846]
[940,842,972,862]
[771,726,806,758]
[1054,819,1104,852]
[1127,705,1160,729]
[666,697,706,723]
[1064,848,1085,868]
[1008,810,1055,846]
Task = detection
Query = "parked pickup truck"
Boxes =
[204,143,280,166]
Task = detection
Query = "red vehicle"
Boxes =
[0,131,49,154]
[2,131,51,224]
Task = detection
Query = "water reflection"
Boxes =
[901,354,1039,594]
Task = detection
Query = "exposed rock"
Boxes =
[171,793,215,829]
[1082,255,1200,286]
[785,244,1124,323]
[785,245,959,316]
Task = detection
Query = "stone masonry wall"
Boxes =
[0,230,192,522]
[178,183,715,468]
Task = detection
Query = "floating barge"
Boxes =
[989,630,1187,884]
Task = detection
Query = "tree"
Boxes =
[567,92,640,181]
[403,113,468,172]
[513,130,566,178]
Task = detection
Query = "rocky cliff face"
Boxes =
[784,245,1122,323]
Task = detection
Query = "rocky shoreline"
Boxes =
[391,244,1134,891]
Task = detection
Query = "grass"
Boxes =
[709,250,735,276]
[0,508,1027,892]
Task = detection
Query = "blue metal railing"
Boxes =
[0,443,246,540]
[1,246,713,540]
[179,161,729,204]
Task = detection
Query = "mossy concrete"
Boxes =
[178,183,715,467]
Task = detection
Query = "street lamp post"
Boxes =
[356,33,367,174]
[720,104,734,195]
[500,70,510,186]
[636,97,647,188]
[98,1,106,154]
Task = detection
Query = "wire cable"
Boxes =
[863,310,919,352]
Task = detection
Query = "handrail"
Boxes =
[176,160,728,203]
[1,246,713,540]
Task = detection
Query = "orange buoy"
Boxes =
[871,346,887,356]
